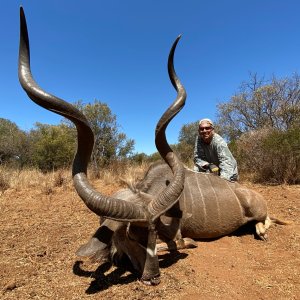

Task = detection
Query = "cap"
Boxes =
[199,118,214,128]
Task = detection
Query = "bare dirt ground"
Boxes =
[0,180,299,300]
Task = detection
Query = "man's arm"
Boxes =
[194,136,209,170]
[215,140,238,181]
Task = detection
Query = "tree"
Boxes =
[178,121,199,146]
[29,123,76,171]
[0,118,29,166]
[216,73,300,183]
[147,121,199,166]
[176,121,198,164]
[216,73,300,140]
[235,127,300,183]
[130,152,149,164]
[64,100,134,175]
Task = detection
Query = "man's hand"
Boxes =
[209,163,219,175]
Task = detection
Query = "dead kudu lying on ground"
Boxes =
[19,7,287,286]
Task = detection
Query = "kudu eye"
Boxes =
[165,180,170,186]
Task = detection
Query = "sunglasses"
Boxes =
[199,126,212,131]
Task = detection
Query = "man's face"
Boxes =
[199,121,214,143]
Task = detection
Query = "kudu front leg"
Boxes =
[156,237,198,252]
[156,217,197,252]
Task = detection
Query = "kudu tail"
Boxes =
[269,216,292,226]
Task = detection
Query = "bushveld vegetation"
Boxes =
[0,161,150,196]
[1,74,299,191]
[217,73,300,184]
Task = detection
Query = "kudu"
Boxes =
[19,7,286,286]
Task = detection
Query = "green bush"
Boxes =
[29,123,76,172]
[261,127,300,184]
[235,127,300,184]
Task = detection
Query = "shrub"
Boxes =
[0,167,10,193]
[235,127,300,184]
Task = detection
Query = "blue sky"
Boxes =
[2,1,300,154]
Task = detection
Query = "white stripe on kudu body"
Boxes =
[131,163,284,242]
[179,170,254,239]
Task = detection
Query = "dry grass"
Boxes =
[0,166,73,194]
[0,162,151,195]
[0,167,10,193]
[117,161,150,187]
[90,161,150,187]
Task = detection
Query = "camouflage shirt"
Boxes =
[194,133,238,181]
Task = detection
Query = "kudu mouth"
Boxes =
[18,7,186,224]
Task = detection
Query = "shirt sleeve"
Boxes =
[215,140,237,181]
[194,136,209,168]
